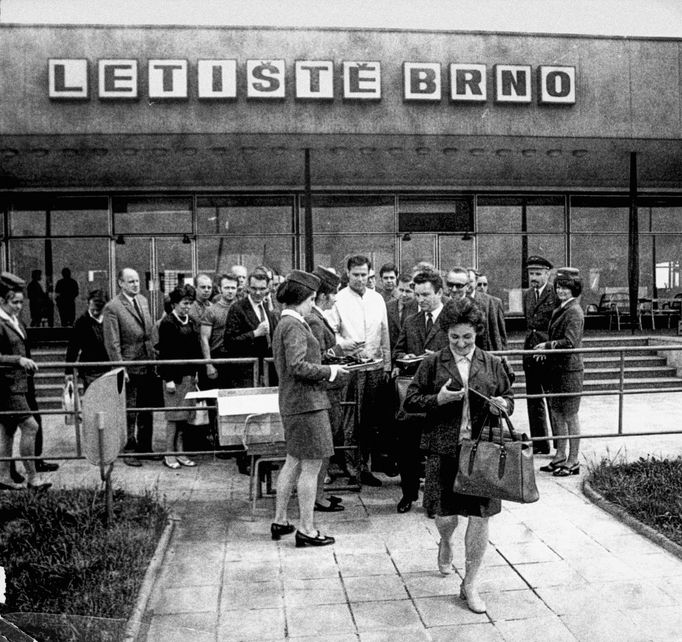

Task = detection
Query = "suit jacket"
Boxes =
[472,292,507,352]
[404,346,514,457]
[0,317,32,394]
[222,296,277,358]
[547,298,584,373]
[306,307,343,358]
[273,314,332,416]
[386,298,418,351]
[65,312,109,377]
[523,285,558,350]
[393,308,449,363]
[102,293,155,375]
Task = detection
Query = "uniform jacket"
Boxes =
[65,311,109,377]
[272,313,332,416]
[223,296,277,358]
[102,293,155,375]
[0,317,31,394]
[404,346,514,457]
[473,292,507,352]
[392,308,449,363]
[523,285,558,350]
[547,298,584,373]
[386,298,418,351]
[306,307,343,359]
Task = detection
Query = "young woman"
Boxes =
[271,270,348,547]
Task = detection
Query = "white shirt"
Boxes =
[560,296,575,309]
[0,308,25,339]
[327,286,391,370]
[452,347,475,441]
[426,302,444,326]
[88,311,103,324]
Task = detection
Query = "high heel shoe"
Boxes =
[553,463,580,477]
[460,584,487,613]
[163,456,180,469]
[270,522,295,540]
[176,456,197,467]
[437,539,453,575]
[539,458,566,473]
[295,530,335,547]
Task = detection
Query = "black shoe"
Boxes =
[397,497,413,513]
[533,447,550,455]
[360,471,382,487]
[123,456,142,467]
[328,495,343,506]
[553,463,580,477]
[10,470,25,484]
[314,501,345,512]
[27,482,52,492]
[539,458,566,473]
[271,522,296,541]
[139,454,162,461]
[36,461,59,473]
[295,530,335,547]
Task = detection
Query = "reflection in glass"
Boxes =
[309,195,394,234]
[313,235,393,275]
[197,195,294,236]
[198,237,294,281]
[399,234,435,275]
[113,197,192,234]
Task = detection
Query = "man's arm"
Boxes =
[102,304,123,362]
[200,319,217,379]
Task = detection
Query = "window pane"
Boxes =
[11,209,46,236]
[51,197,109,235]
[399,233,435,275]
[113,197,192,234]
[527,234,566,268]
[651,207,682,233]
[439,235,474,272]
[477,235,522,312]
[197,236,294,280]
[313,235,394,275]
[477,203,520,233]
[309,195,394,234]
[526,204,565,233]
[646,235,682,295]
[197,195,293,235]
[398,197,473,232]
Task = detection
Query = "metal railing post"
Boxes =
[618,349,625,435]
[71,366,83,456]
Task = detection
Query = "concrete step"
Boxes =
[507,355,668,369]
[512,376,682,392]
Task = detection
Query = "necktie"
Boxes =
[534,288,539,305]
[132,297,145,329]
[425,312,433,336]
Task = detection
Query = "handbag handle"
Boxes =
[468,387,519,444]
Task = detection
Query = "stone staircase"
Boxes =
[30,341,73,410]
[506,335,682,392]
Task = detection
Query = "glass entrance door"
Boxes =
[114,237,193,321]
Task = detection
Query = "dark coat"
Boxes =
[65,312,109,377]
[223,296,277,358]
[272,314,332,416]
[306,307,343,359]
[102,293,155,375]
[156,314,202,383]
[393,308,449,363]
[404,347,514,457]
[386,298,418,351]
[547,299,584,373]
[473,292,507,352]
[0,317,31,394]
[523,285,559,350]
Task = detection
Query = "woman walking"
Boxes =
[270,270,348,547]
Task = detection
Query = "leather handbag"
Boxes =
[453,399,539,504]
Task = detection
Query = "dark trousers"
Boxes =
[523,357,554,452]
[125,371,161,453]
[396,416,423,500]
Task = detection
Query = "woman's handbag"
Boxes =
[62,378,75,425]
[453,398,539,504]
[188,386,209,426]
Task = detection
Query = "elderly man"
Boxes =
[230,264,248,298]
[103,268,158,466]
[523,256,558,454]
[328,255,391,487]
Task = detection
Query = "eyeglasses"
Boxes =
[447,282,468,289]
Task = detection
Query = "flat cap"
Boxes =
[0,271,26,288]
[525,255,553,270]
[313,265,340,290]
[287,269,321,292]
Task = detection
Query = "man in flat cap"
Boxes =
[523,256,558,454]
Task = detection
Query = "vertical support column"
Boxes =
[303,149,314,272]
[628,152,639,332]
[520,202,528,289]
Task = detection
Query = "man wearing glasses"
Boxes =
[444,268,470,300]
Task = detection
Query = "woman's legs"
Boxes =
[18,417,40,484]
[460,516,490,612]
[176,422,196,466]
[298,458,323,534]
[435,515,458,574]
[274,454,301,526]
[0,422,15,484]
[549,405,568,462]
[565,413,581,466]
[315,457,331,506]
[164,420,179,466]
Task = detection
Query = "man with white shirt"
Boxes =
[327,255,391,487]
[523,256,558,454]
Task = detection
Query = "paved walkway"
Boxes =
[43,393,682,641]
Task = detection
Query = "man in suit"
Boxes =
[386,274,418,352]
[392,270,449,513]
[223,270,277,387]
[103,268,158,466]
[523,256,558,454]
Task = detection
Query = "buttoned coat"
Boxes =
[0,317,32,394]
[473,292,507,352]
[392,309,449,363]
[306,307,344,360]
[547,298,584,374]
[102,293,155,375]
[273,314,332,417]
[404,347,514,457]
[386,298,418,351]
[523,286,558,349]
[223,295,277,358]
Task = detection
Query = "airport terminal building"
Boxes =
[1,23,681,321]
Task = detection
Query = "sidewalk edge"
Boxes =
[582,479,682,561]
[121,511,180,642]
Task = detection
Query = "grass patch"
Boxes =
[588,455,682,547]
[0,486,168,640]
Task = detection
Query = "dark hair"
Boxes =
[162,295,173,315]
[31,269,42,280]
[276,279,315,305]
[555,273,583,297]
[438,298,484,335]
[168,284,196,305]
[87,289,107,306]
[0,281,22,300]
[316,281,337,298]
[339,272,349,290]
[379,262,398,277]
[346,254,371,271]
[412,271,443,292]
[398,274,412,285]
[249,271,270,285]
[219,273,239,286]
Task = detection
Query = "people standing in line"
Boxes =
[271,270,349,547]
[188,273,214,328]
[103,268,159,467]
[26,269,52,327]
[404,297,514,614]
[156,284,202,470]
[64,289,109,392]
[443,267,471,302]
[467,268,507,352]
[534,267,585,477]
[378,262,399,302]
[475,274,489,294]
[327,255,391,487]
[523,256,558,455]
[386,274,418,352]
[54,267,79,327]
[0,274,52,491]
[230,264,248,298]
[367,269,377,290]
[201,273,238,387]
[392,270,449,514]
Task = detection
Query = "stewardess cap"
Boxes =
[313,265,340,290]
[287,270,321,292]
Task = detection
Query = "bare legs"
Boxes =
[0,417,44,487]
[164,420,179,467]
[274,454,323,535]
[0,422,15,485]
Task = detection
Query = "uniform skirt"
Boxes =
[422,453,502,518]
[162,375,196,422]
[0,394,33,431]
[282,409,334,459]
[548,369,583,416]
